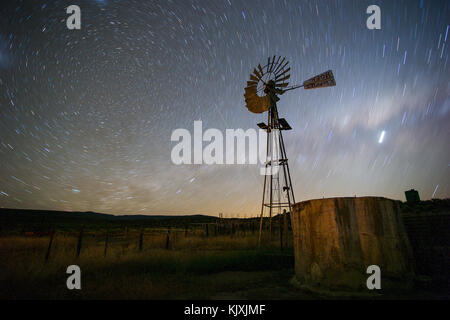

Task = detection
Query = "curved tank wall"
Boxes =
[291,197,415,292]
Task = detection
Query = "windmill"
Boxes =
[244,56,336,247]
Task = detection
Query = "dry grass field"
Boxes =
[1,203,448,300]
[0,229,303,299]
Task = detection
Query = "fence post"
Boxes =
[122,226,129,254]
[104,232,109,257]
[205,224,209,237]
[76,226,84,258]
[280,216,283,251]
[165,226,171,250]
[45,230,55,263]
[185,225,188,238]
[139,229,144,252]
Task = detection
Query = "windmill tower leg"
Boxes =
[258,101,295,249]
[268,126,274,241]
[278,128,295,248]
[258,109,271,248]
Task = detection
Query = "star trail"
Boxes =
[0,0,448,216]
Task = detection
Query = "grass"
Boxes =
[0,231,297,299]
[3,226,445,300]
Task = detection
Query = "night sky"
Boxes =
[0,0,448,216]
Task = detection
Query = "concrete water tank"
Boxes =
[291,197,415,292]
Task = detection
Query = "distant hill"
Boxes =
[0,208,221,233]
[0,208,216,219]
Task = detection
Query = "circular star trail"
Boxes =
[0,0,449,216]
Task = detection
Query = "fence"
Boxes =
[402,212,450,281]
[33,220,293,262]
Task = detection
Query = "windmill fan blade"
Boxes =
[258,96,270,111]
[267,57,271,72]
[258,64,264,77]
[247,81,258,87]
[245,95,259,104]
[269,55,276,73]
[277,61,289,75]
[245,89,271,113]
[276,67,291,79]
[273,57,286,74]
[274,56,281,69]
[245,99,261,111]
[261,95,271,109]
[247,99,264,113]
[244,91,256,98]
[276,74,290,83]
[250,74,259,82]
[245,96,258,104]
[270,56,277,72]
[270,56,281,74]
[245,88,257,96]
[245,98,256,106]
[253,68,262,79]
[275,82,289,88]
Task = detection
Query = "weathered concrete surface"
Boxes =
[291,197,415,292]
